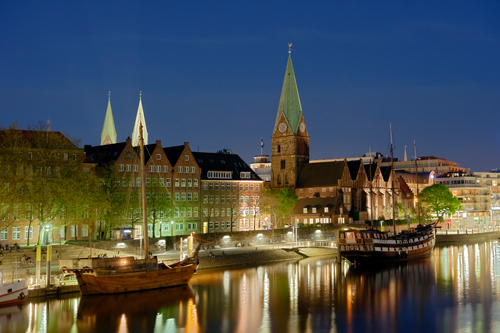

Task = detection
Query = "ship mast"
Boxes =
[139,124,149,259]
[369,147,374,227]
[414,140,421,224]
[390,124,396,234]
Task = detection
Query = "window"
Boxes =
[215,195,220,204]
[203,183,208,191]
[209,195,214,204]
[12,227,20,240]
[181,193,186,201]
[156,165,161,173]
[281,160,285,169]
[240,184,244,191]
[245,184,249,191]
[64,153,68,161]
[149,165,154,172]
[227,208,231,216]
[175,193,180,202]
[72,154,76,161]
[163,165,168,173]
[187,193,192,201]
[232,184,237,191]
[178,166,183,173]
[188,179,192,187]
[215,182,219,191]
[181,179,186,187]
[325,207,329,213]
[191,167,195,173]
[134,165,138,172]
[146,178,151,187]
[194,179,199,188]
[159,178,165,187]
[175,207,180,218]
[221,196,226,204]
[0,228,7,240]
[175,178,180,187]
[303,207,308,213]
[250,184,254,191]
[28,152,33,160]
[240,196,244,204]
[81,225,88,237]
[227,183,231,190]
[245,196,249,203]
[152,178,158,187]
[119,164,124,172]
[126,164,131,172]
[240,172,250,179]
[185,155,189,161]
[136,177,141,187]
[209,183,214,190]
[207,171,232,179]
[193,207,198,217]
[166,178,171,187]
[157,154,161,160]
[221,183,225,191]
[194,193,198,201]
[256,184,259,191]
[187,208,193,218]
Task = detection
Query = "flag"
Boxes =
[260,138,264,148]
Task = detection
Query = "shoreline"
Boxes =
[197,247,338,271]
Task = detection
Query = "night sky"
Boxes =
[1,1,499,172]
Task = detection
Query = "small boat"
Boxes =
[338,223,436,265]
[0,271,28,306]
[59,124,200,295]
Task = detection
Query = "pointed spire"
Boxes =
[274,47,303,135]
[101,91,117,145]
[132,91,148,146]
[404,146,407,161]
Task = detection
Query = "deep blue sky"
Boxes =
[1,1,499,172]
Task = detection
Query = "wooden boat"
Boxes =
[60,124,200,295]
[338,223,436,265]
[0,271,28,306]
[59,251,200,295]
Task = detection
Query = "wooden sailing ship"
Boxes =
[60,124,200,295]
[339,127,436,265]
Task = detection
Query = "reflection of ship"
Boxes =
[339,223,436,264]
[77,285,195,332]
[0,270,28,306]
[59,126,200,295]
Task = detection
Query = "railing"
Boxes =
[436,226,500,235]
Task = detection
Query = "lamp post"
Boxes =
[171,221,174,237]
[159,221,162,237]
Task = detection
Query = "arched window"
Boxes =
[277,145,281,153]
[285,175,289,184]
[277,175,281,184]
[280,160,285,169]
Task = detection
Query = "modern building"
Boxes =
[250,155,271,183]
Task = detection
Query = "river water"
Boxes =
[2,241,500,333]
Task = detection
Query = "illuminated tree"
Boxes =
[420,184,460,223]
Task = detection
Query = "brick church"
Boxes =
[270,50,414,226]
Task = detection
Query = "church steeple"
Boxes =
[271,47,309,189]
[100,91,117,145]
[273,53,304,136]
[132,91,148,147]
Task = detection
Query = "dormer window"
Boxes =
[185,155,189,161]
[157,154,161,160]
[303,207,308,214]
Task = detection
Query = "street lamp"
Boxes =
[171,221,174,237]
[159,221,162,237]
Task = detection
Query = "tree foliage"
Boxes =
[262,187,297,228]
[420,184,460,223]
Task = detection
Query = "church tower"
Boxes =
[271,48,309,189]
[132,92,148,146]
[100,91,117,145]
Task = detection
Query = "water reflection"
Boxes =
[1,241,499,332]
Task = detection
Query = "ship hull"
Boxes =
[0,280,28,306]
[74,262,197,296]
[339,225,436,265]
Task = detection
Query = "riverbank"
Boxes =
[197,247,338,270]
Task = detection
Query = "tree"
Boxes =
[146,179,173,238]
[420,184,460,223]
[262,187,297,228]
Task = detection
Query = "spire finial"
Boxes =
[140,91,142,98]
[108,91,111,100]
[288,43,293,54]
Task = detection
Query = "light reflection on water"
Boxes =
[1,241,500,333]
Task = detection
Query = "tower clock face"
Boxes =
[300,123,305,132]
[278,122,287,133]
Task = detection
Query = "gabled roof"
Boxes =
[192,152,261,181]
[163,145,185,166]
[274,54,303,135]
[379,166,393,182]
[397,176,414,199]
[84,142,128,166]
[364,164,377,181]
[296,161,345,187]
[1,129,79,150]
[347,160,361,180]
[137,143,158,164]
[293,196,344,214]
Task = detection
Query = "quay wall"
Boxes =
[436,230,500,243]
